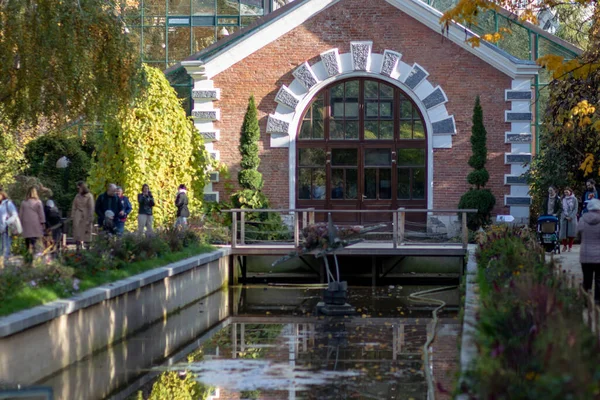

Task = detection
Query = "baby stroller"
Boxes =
[537,215,560,254]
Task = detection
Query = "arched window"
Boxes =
[296,78,427,223]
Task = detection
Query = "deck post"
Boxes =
[309,208,315,225]
[232,211,238,249]
[240,211,245,245]
[371,256,378,287]
[398,208,405,245]
[392,210,398,249]
[462,211,468,249]
[294,211,300,247]
[302,211,308,229]
[229,254,238,285]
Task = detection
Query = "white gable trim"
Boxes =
[185,0,539,80]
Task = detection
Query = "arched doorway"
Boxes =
[296,77,427,225]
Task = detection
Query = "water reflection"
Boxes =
[29,286,457,400]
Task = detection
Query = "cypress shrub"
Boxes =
[458,96,496,230]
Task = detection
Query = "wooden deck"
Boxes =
[230,242,467,257]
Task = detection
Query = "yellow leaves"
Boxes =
[580,153,595,176]
[519,9,538,24]
[467,36,481,47]
[482,33,502,43]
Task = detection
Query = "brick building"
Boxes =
[174,0,557,225]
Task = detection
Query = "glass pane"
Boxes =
[169,0,190,14]
[400,101,413,119]
[365,81,379,99]
[414,119,425,139]
[345,121,359,140]
[313,96,324,120]
[193,0,215,14]
[364,121,378,140]
[346,169,358,199]
[380,101,392,118]
[240,0,264,15]
[379,169,392,199]
[345,101,358,118]
[413,168,425,199]
[331,169,344,200]
[313,169,326,200]
[144,0,167,15]
[330,120,344,140]
[218,0,238,14]
[345,81,359,98]
[332,101,344,118]
[330,83,344,99]
[365,148,391,166]
[332,149,358,166]
[143,27,166,61]
[168,27,191,62]
[397,169,410,199]
[397,149,425,166]
[399,121,412,139]
[299,121,311,140]
[364,169,376,199]
[366,101,379,117]
[192,27,215,52]
[380,84,393,98]
[299,169,311,199]
[299,148,326,166]
[314,120,324,139]
[380,121,393,140]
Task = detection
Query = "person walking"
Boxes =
[44,200,63,252]
[542,185,561,217]
[175,184,189,227]
[580,179,598,217]
[560,187,579,252]
[137,184,155,234]
[115,186,132,236]
[95,183,123,231]
[19,187,46,254]
[71,182,95,250]
[577,198,600,304]
[0,190,19,265]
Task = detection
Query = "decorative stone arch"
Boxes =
[264,41,457,209]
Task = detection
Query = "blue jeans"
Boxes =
[115,221,125,236]
[175,217,187,227]
[1,230,11,259]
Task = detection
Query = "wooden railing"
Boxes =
[227,208,478,250]
[560,270,600,339]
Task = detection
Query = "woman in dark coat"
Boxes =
[542,185,561,217]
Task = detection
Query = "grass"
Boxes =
[0,243,214,317]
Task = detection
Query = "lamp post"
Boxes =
[56,156,70,192]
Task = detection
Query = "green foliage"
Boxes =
[21,133,94,213]
[0,0,141,127]
[460,226,600,399]
[458,189,496,231]
[0,128,26,187]
[468,96,489,186]
[237,95,263,189]
[149,371,211,400]
[89,64,211,229]
[0,229,213,316]
[459,96,496,230]
[231,189,270,210]
[6,175,53,206]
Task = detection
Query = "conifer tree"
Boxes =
[458,96,496,230]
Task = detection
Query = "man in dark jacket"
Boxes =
[115,186,132,236]
[95,183,124,230]
[175,184,189,227]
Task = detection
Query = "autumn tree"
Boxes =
[0,0,141,127]
[88,64,211,229]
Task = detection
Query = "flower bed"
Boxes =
[0,227,213,317]
[459,225,600,398]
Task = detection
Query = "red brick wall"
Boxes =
[211,0,512,214]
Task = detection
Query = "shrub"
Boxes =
[148,371,210,400]
[458,96,496,231]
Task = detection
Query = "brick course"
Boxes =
[211,0,512,214]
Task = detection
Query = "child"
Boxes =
[581,191,596,216]
[103,210,116,235]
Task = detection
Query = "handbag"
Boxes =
[4,201,22,235]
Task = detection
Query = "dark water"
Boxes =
[36,286,458,400]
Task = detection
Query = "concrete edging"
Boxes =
[456,245,479,399]
[0,248,231,338]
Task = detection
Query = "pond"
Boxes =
[36,286,459,400]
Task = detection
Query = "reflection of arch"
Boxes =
[265,41,455,209]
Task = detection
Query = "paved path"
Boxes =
[547,246,582,283]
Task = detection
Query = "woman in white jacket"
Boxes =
[0,189,19,264]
